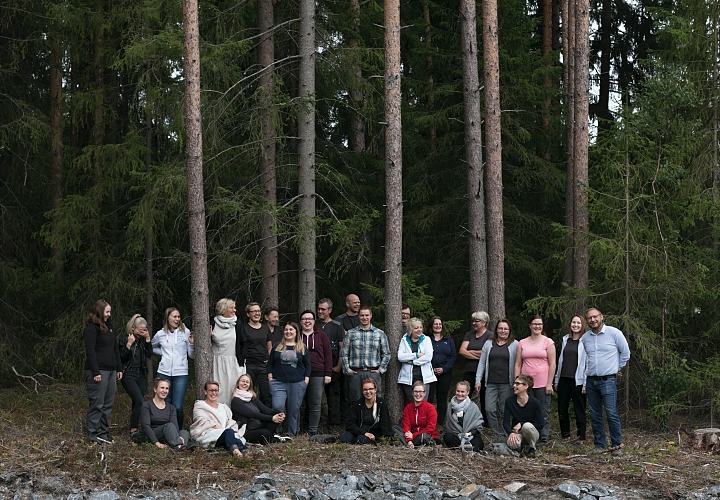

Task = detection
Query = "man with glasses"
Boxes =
[341,306,391,402]
[316,298,345,427]
[581,308,630,456]
[401,303,411,336]
[238,302,273,406]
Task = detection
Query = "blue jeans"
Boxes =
[215,428,248,453]
[270,379,307,436]
[586,375,622,448]
[158,373,188,429]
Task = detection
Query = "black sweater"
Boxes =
[345,397,394,438]
[84,319,123,376]
[231,397,279,431]
[503,394,544,436]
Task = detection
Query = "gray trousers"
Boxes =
[134,423,190,447]
[485,382,513,438]
[305,376,325,434]
[507,422,540,450]
[85,369,117,440]
[347,370,382,402]
[530,387,551,444]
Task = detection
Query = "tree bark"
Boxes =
[93,0,104,147]
[384,0,403,423]
[183,0,212,399]
[349,0,365,153]
[483,0,505,321]
[258,0,279,309]
[572,0,590,298]
[460,0,488,313]
[423,3,436,148]
[561,0,575,292]
[541,0,553,160]
[297,0,317,312]
[597,0,613,132]
[49,33,64,283]
[145,96,155,392]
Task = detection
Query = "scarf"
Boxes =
[214,315,238,328]
[450,396,472,424]
[233,389,252,402]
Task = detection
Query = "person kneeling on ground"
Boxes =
[340,378,393,445]
[190,381,249,457]
[231,374,285,444]
[133,378,192,450]
[395,381,438,448]
[503,374,543,458]
[443,380,484,452]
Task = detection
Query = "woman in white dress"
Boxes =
[212,298,245,405]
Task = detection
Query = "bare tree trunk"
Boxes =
[460,0,488,313]
[297,0,316,312]
[541,0,553,160]
[183,0,212,399]
[483,0,505,321]
[623,139,631,423]
[597,0,613,133]
[93,0,104,147]
[384,0,403,423]
[349,0,365,153]
[145,99,155,392]
[423,3,436,148]
[258,0,279,309]
[713,15,719,252]
[572,0,590,299]
[49,34,64,283]
[561,0,575,292]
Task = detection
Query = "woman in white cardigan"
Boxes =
[189,381,248,457]
[397,317,436,403]
[553,314,588,441]
[474,318,518,440]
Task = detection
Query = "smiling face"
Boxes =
[455,383,469,402]
[412,384,426,404]
[362,381,377,402]
[317,302,331,321]
[586,309,603,331]
[265,310,279,327]
[513,378,527,395]
[223,303,237,318]
[411,323,423,340]
[401,308,411,326]
[472,319,486,333]
[168,310,181,329]
[529,318,543,336]
[358,309,372,328]
[570,315,583,334]
[284,324,297,341]
[346,295,361,314]
[154,380,170,400]
[237,375,252,391]
[204,384,220,403]
[300,313,315,332]
[432,318,443,335]
[496,321,510,340]
[247,305,262,323]
[103,305,112,321]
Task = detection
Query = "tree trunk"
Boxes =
[561,0,575,292]
[597,0,613,132]
[423,3,436,148]
[460,0,488,313]
[145,98,155,392]
[572,0,590,298]
[183,0,212,399]
[93,0,104,147]
[49,33,64,284]
[258,0,279,309]
[384,0,403,423]
[349,0,365,153]
[541,0,553,160]
[483,0,505,321]
[297,0,317,312]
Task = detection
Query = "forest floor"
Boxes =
[0,383,718,498]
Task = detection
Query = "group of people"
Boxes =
[83,295,630,459]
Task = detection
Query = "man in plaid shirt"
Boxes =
[341,305,391,402]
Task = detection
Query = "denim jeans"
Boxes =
[530,387,551,444]
[120,368,146,429]
[215,428,248,453]
[586,375,622,448]
[158,373,188,429]
[485,382,513,438]
[270,379,307,436]
[85,369,117,440]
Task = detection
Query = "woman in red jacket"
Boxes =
[398,381,438,448]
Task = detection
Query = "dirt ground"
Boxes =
[0,384,718,498]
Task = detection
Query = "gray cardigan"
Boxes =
[475,339,518,386]
[444,397,484,435]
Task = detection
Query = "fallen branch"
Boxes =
[12,366,54,394]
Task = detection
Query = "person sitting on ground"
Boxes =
[503,374,544,458]
[230,374,285,444]
[133,378,192,450]
[443,381,484,452]
[190,381,249,457]
[397,381,438,449]
[340,378,393,445]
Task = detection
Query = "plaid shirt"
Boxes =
[341,324,391,375]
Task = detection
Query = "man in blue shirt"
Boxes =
[581,308,630,456]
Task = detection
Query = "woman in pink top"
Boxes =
[514,315,556,446]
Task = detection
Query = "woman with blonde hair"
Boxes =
[134,378,191,449]
[443,381,484,451]
[397,317,436,403]
[212,298,244,405]
[553,314,588,441]
[267,322,311,437]
[119,314,153,433]
[230,374,285,444]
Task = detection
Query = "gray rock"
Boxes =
[598,497,620,500]
[468,487,486,500]
[340,471,351,479]
[418,475,433,486]
[291,489,310,500]
[345,476,358,491]
[361,476,379,491]
[253,492,280,500]
[395,484,416,494]
[88,492,119,500]
[554,484,581,499]
[587,485,609,497]
[364,492,388,500]
[322,485,358,500]
[485,492,514,500]
[503,482,527,494]
[322,476,335,485]
[254,475,277,487]
[579,495,596,500]
[443,491,459,499]
[430,492,444,500]
[708,486,720,496]
[415,486,430,500]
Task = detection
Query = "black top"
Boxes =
[560,339,579,378]
[336,313,360,332]
[119,335,153,373]
[410,340,422,379]
[503,394,544,435]
[487,343,510,384]
[84,319,123,376]
[463,329,493,372]
[140,399,179,444]
[316,319,345,365]
[231,397,279,431]
[345,397,394,438]
[238,323,272,364]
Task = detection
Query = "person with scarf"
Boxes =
[443,381,484,451]
[339,378,393,444]
[189,381,248,457]
[211,298,245,405]
[230,374,286,444]
[397,317,436,403]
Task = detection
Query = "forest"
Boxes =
[1,0,719,427]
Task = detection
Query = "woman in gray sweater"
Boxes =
[133,379,191,449]
[443,381,484,451]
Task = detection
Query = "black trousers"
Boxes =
[427,371,452,425]
[244,421,281,444]
[557,376,587,439]
[120,368,146,429]
[325,370,342,426]
[246,363,272,407]
[443,432,484,451]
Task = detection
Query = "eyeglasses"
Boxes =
[248,309,261,314]
[301,317,314,322]
[530,323,543,327]
[513,381,526,386]
[207,389,219,393]
[412,390,426,394]
[496,327,510,332]
[472,319,484,323]
[317,307,328,311]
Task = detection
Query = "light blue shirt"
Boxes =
[581,324,630,377]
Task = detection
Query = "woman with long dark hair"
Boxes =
[427,316,456,425]
[553,314,588,441]
[84,299,123,444]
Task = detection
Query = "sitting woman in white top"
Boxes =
[503,373,544,458]
[190,381,248,457]
[442,381,484,451]
[133,378,191,450]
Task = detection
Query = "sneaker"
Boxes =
[92,436,114,445]
[590,447,605,454]
[274,434,293,443]
[611,448,623,457]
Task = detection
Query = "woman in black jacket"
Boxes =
[83,299,123,444]
[119,314,153,434]
[230,374,286,444]
[339,378,393,445]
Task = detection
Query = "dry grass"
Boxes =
[1,384,719,497]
